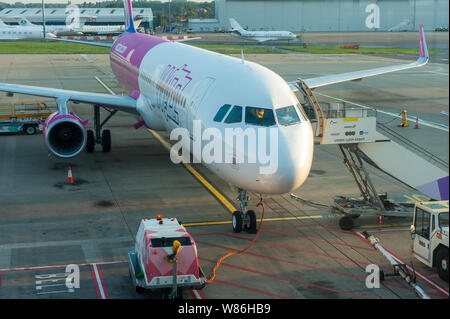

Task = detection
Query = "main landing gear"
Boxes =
[232,189,257,234]
[86,104,117,153]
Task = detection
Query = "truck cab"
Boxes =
[410,201,449,282]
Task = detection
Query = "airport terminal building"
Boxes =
[189,0,449,32]
[0,7,153,31]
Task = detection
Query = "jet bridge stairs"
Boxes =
[296,79,449,230]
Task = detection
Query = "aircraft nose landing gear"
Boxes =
[232,189,257,234]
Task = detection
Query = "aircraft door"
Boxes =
[186,77,215,138]
[413,207,432,262]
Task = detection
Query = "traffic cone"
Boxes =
[67,166,74,184]
[414,116,420,129]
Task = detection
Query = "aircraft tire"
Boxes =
[339,215,354,231]
[232,211,243,233]
[102,129,111,152]
[86,130,95,153]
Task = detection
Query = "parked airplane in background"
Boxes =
[0,0,430,233]
[0,18,52,39]
[229,18,297,42]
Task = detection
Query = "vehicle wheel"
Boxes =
[102,129,111,152]
[86,130,95,153]
[339,215,354,231]
[436,248,449,282]
[245,210,257,234]
[24,125,36,135]
[136,286,146,294]
[232,211,243,233]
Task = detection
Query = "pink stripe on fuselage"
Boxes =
[110,32,166,98]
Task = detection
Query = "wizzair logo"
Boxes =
[159,63,192,91]
[114,43,128,55]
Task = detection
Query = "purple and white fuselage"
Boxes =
[110,31,314,194]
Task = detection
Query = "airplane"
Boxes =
[14,17,139,36]
[0,0,429,233]
[0,18,53,40]
[229,18,297,43]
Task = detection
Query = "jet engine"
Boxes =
[43,112,87,158]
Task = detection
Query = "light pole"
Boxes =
[42,0,46,39]
[168,0,171,33]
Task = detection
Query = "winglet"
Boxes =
[123,0,136,33]
[418,24,429,63]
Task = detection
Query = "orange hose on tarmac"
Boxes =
[205,199,265,284]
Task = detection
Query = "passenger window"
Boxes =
[224,105,243,124]
[276,105,300,126]
[213,104,231,122]
[245,107,275,126]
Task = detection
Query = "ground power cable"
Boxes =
[271,194,403,298]
[205,198,265,284]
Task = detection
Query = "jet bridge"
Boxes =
[296,79,449,230]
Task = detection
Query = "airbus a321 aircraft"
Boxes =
[229,18,297,42]
[0,0,429,233]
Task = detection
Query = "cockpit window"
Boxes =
[276,105,300,126]
[224,105,243,123]
[214,104,231,122]
[245,107,275,127]
[295,103,308,121]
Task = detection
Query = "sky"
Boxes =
[1,0,213,3]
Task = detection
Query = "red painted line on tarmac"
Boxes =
[200,257,372,299]
[0,261,127,273]
[96,264,110,299]
[213,279,291,299]
[90,264,109,299]
[382,246,449,298]
[264,229,376,251]
[219,233,373,267]
[90,264,102,299]
[354,231,449,298]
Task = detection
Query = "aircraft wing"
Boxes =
[290,24,428,91]
[254,37,278,42]
[0,82,138,114]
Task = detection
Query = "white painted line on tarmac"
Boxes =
[315,91,449,132]
[91,263,107,299]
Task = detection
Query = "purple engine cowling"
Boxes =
[43,112,88,158]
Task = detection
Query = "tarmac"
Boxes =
[0,41,448,299]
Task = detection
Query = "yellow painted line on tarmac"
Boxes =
[95,76,116,95]
[357,222,412,230]
[148,129,237,214]
[94,76,237,214]
[182,215,323,227]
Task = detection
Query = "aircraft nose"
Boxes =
[276,122,314,192]
[255,121,314,194]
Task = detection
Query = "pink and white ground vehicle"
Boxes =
[128,216,206,297]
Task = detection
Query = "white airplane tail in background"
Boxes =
[16,17,37,27]
[229,18,245,32]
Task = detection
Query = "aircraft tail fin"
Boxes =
[123,0,136,33]
[16,17,36,27]
[229,18,244,32]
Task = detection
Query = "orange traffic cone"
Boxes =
[67,166,74,184]
[414,116,420,129]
